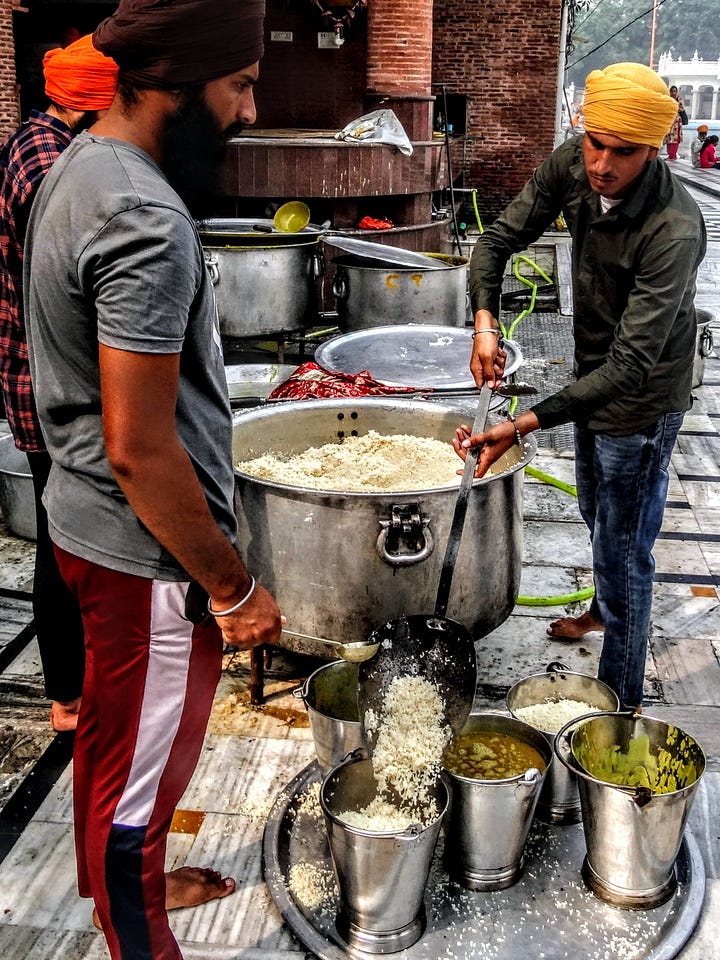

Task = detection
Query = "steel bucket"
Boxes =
[0,434,36,541]
[320,754,447,954]
[506,665,619,824]
[555,711,705,908]
[294,660,365,774]
[441,713,552,890]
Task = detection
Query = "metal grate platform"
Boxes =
[502,310,576,452]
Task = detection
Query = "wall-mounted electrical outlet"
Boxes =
[317,31,339,49]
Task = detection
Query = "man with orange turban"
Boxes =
[24,2,281,958]
[0,33,117,734]
[460,63,706,711]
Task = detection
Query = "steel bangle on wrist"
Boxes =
[507,413,522,449]
[208,576,256,617]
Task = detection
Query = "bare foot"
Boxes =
[92,867,235,929]
[164,866,235,909]
[50,698,81,732]
[546,611,604,640]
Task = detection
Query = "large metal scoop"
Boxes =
[357,385,492,749]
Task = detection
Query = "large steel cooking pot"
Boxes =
[197,219,324,338]
[332,253,470,330]
[233,398,535,659]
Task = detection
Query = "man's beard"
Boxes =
[162,89,235,217]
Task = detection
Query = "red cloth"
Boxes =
[267,361,421,401]
[357,216,393,230]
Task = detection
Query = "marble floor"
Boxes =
[0,240,718,958]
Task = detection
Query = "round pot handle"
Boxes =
[333,271,348,300]
[203,251,220,285]
[312,249,326,280]
[376,524,434,566]
[700,326,714,358]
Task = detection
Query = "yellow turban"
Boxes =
[583,62,678,149]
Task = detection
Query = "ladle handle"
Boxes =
[435,384,492,617]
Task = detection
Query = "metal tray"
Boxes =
[263,762,706,960]
[314,325,523,389]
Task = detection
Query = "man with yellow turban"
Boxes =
[459,62,706,711]
[24,2,282,958]
[0,33,118,734]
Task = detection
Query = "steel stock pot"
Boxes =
[197,218,324,338]
[232,398,535,659]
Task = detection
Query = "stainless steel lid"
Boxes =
[314,324,523,389]
[224,362,296,400]
[322,234,450,269]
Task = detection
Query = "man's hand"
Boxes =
[470,310,506,389]
[452,421,516,478]
[211,581,283,649]
[452,410,540,477]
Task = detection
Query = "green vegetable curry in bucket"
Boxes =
[572,718,704,795]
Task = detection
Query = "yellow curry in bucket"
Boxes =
[573,724,702,795]
[443,730,546,781]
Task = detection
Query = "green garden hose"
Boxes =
[516,464,595,607]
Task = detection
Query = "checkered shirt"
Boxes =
[0,110,71,451]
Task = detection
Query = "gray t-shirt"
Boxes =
[24,132,237,580]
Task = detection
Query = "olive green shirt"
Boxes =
[469,136,707,435]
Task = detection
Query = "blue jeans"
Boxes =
[574,412,684,708]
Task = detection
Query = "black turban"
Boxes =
[93,0,265,88]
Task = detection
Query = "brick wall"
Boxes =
[367,0,433,95]
[433,0,563,220]
[0,0,21,139]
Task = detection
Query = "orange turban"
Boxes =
[583,62,678,149]
[43,34,118,111]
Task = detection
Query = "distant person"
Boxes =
[700,134,720,170]
[0,34,118,731]
[462,63,705,711]
[690,123,709,167]
[663,85,685,160]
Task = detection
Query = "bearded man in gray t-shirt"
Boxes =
[24,2,282,957]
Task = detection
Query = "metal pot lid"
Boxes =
[196,218,323,246]
[224,362,296,400]
[315,324,523,389]
[322,234,450,269]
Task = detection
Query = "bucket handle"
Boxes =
[546,661,570,674]
[292,684,306,702]
[514,767,542,797]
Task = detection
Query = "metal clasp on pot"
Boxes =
[376,503,434,566]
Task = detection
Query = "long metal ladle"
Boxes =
[357,384,493,748]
